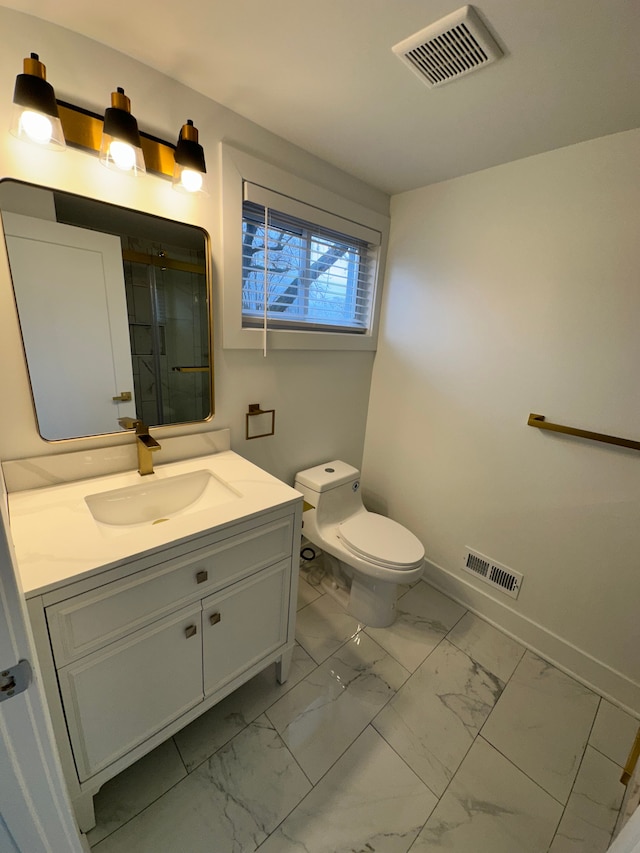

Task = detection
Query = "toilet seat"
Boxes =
[337,512,424,570]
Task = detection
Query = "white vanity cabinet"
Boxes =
[24,502,300,833]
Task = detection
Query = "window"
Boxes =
[242,197,375,334]
[221,145,389,351]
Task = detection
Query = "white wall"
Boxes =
[363,128,640,712]
[0,7,389,485]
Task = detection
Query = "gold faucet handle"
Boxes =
[118,416,142,431]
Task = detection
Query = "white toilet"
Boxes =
[294,461,424,627]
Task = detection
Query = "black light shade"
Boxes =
[173,120,207,193]
[103,88,142,147]
[10,53,65,148]
[99,88,145,175]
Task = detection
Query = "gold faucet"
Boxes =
[118,417,161,476]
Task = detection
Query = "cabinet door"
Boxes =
[202,561,289,696]
[57,604,203,781]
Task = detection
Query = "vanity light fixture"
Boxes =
[10,53,66,149]
[9,65,208,188]
[172,120,207,193]
[99,88,146,176]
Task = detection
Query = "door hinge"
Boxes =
[0,660,32,702]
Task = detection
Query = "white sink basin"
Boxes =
[85,469,241,526]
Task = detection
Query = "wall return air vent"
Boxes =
[392,5,503,89]
[463,548,523,599]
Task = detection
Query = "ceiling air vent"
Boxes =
[392,5,503,89]
[463,548,523,600]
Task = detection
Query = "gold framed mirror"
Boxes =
[0,180,213,440]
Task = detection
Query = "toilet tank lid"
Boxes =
[295,460,359,492]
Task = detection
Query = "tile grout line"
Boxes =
[476,732,571,810]
[588,741,627,772]
[262,709,316,788]
[545,691,628,853]
[172,734,189,775]
[544,697,601,851]
[90,765,197,850]
[361,722,443,851]
[467,645,576,849]
[250,718,318,849]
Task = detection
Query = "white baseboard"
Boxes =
[422,558,640,717]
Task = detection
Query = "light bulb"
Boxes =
[179,168,203,193]
[109,139,136,171]
[19,110,53,145]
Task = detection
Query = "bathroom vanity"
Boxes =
[6,447,302,832]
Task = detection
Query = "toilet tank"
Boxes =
[295,460,359,493]
[294,461,363,525]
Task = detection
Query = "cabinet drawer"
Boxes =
[202,560,289,696]
[58,603,203,782]
[47,515,294,667]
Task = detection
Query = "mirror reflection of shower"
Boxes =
[123,238,209,426]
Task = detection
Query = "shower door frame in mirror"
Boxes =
[0,179,213,442]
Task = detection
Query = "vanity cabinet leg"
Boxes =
[276,647,293,684]
[73,790,97,834]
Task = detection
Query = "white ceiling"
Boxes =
[5,0,640,194]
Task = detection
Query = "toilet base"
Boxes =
[320,574,351,611]
[348,574,397,627]
[322,553,398,628]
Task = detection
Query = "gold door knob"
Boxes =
[112,391,132,402]
[209,612,221,626]
[185,625,197,639]
[196,570,208,584]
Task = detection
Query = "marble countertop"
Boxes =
[8,450,302,598]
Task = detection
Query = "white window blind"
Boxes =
[242,182,381,335]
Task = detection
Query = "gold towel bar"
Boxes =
[527,414,640,452]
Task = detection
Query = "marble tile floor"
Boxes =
[89,564,638,853]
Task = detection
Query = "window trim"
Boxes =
[221,144,389,351]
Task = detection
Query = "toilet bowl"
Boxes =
[294,461,424,627]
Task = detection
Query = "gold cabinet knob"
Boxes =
[112,391,132,402]
[209,612,221,626]
[185,625,197,639]
[196,570,208,584]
